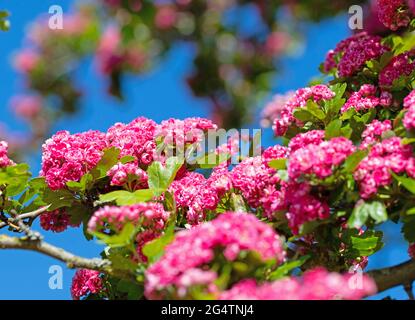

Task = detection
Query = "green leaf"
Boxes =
[325,119,342,139]
[116,279,144,300]
[342,150,368,173]
[120,155,136,164]
[147,157,183,196]
[268,159,287,170]
[348,201,387,228]
[66,174,93,192]
[0,163,31,197]
[142,224,175,263]
[268,255,310,281]
[342,229,384,258]
[99,189,154,206]
[391,172,415,194]
[40,188,74,210]
[90,147,121,179]
[293,108,313,122]
[93,223,137,248]
[306,100,326,120]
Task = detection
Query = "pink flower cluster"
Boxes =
[0,141,13,168]
[40,209,79,233]
[379,50,415,88]
[288,130,325,152]
[273,85,335,136]
[377,0,412,31]
[403,89,415,130]
[41,117,217,190]
[155,117,217,147]
[283,182,330,235]
[260,92,294,128]
[71,269,103,300]
[230,146,288,218]
[88,202,170,233]
[288,136,356,180]
[169,171,221,224]
[13,49,40,73]
[355,137,415,198]
[144,212,285,299]
[219,268,376,300]
[107,162,148,188]
[361,120,392,148]
[40,130,107,190]
[342,84,380,113]
[323,32,388,77]
[106,117,157,166]
[88,203,170,261]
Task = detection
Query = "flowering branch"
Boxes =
[0,205,50,229]
[0,235,137,282]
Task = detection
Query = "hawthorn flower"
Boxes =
[288,130,325,153]
[288,137,356,181]
[169,171,220,224]
[323,32,388,77]
[40,209,80,233]
[144,212,285,299]
[377,0,412,31]
[106,117,157,167]
[0,141,14,168]
[273,85,335,136]
[219,268,376,300]
[107,162,148,188]
[71,269,103,300]
[379,50,415,88]
[342,84,380,113]
[355,137,414,198]
[361,120,393,149]
[40,130,108,190]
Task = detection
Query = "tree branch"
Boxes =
[368,259,415,294]
[0,205,50,229]
[0,235,137,282]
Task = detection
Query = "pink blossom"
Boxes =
[107,162,148,188]
[379,50,415,88]
[288,130,325,153]
[106,117,157,167]
[10,95,42,119]
[355,137,414,198]
[145,212,285,299]
[40,130,107,190]
[377,0,411,31]
[342,84,380,113]
[288,137,356,180]
[71,269,103,300]
[403,105,415,130]
[273,85,335,136]
[323,32,388,77]
[169,171,220,224]
[96,25,123,74]
[155,117,217,148]
[283,181,330,234]
[40,209,80,233]
[219,268,376,300]
[0,141,14,168]
[404,89,415,108]
[361,120,392,148]
[13,49,40,73]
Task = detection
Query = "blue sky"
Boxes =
[0,1,410,299]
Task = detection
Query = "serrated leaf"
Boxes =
[90,147,121,179]
[99,189,154,206]
[268,255,310,281]
[147,157,183,196]
[342,150,368,173]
